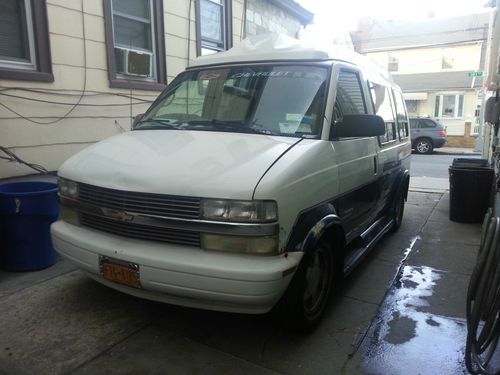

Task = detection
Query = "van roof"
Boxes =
[188,34,395,86]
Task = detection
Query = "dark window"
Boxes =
[0,0,52,82]
[393,90,409,139]
[196,0,232,56]
[103,0,166,90]
[368,81,396,144]
[405,99,417,113]
[333,70,366,121]
[420,119,437,128]
[409,118,419,129]
[388,55,398,72]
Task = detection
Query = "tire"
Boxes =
[414,138,433,154]
[275,240,336,330]
[390,191,405,233]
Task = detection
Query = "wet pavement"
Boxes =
[0,189,481,374]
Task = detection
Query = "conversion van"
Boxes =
[51,34,411,328]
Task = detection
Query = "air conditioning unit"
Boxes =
[115,47,152,77]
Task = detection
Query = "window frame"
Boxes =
[392,89,409,140]
[367,80,397,146]
[434,93,464,118]
[103,0,166,91]
[0,0,53,82]
[195,0,232,56]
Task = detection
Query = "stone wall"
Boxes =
[245,0,303,38]
[445,122,477,148]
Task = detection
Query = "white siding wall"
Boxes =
[0,0,304,179]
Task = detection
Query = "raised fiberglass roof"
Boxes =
[188,34,393,84]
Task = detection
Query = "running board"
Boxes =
[343,216,394,276]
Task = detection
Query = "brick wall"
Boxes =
[445,122,477,148]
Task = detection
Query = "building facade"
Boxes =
[351,13,490,147]
[0,0,312,178]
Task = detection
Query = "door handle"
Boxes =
[373,156,377,175]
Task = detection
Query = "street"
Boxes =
[412,153,481,179]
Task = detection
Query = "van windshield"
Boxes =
[137,65,328,138]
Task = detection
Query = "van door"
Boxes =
[369,83,409,216]
[330,67,380,241]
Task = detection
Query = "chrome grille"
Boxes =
[81,213,201,247]
[78,184,201,219]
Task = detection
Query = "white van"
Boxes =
[51,34,411,328]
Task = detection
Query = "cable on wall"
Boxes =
[241,0,247,40]
[188,0,194,65]
[0,146,48,174]
[0,0,88,125]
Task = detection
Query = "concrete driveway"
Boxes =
[0,186,481,374]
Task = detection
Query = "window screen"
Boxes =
[198,0,230,55]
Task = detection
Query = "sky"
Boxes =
[298,0,491,44]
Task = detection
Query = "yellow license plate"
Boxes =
[100,258,141,289]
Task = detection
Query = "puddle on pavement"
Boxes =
[361,264,467,375]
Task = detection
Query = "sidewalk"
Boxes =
[434,147,482,156]
[0,190,480,374]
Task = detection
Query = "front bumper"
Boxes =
[51,221,302,314]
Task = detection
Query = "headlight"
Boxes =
[201,233,278,255]
[201,199,277,223]
[58,178,79,198]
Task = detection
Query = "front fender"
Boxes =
[286,203,344,254]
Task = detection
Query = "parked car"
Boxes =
[409,117,447,154]
[51,34,411,329]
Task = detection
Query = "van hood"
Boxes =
[59,130,301,199]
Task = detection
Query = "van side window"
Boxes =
[368,81,396,144]
[333,70,367,121]
[393,90,409,139]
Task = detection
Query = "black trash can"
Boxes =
[0,181,59,271]
[449,159,494,223]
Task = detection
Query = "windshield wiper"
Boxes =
[187,119,274,135]
[134,119,178,130]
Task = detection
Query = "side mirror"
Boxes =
[331,114,385,138]
[132,113,145,129]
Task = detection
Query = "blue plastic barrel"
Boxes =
[0,182,59,271]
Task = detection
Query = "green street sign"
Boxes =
[468,71,485,77]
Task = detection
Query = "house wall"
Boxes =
[0,0,306,179]
[414,90,478,136]
[245,0,303,38]
[367,44,482,74]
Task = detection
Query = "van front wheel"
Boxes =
[276,240,335,330]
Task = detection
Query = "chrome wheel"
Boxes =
[302,245,332,319]
[415,139,432,154]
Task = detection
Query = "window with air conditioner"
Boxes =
[104,0,166,90]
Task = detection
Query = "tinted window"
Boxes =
[409,119,419,128]
[368,82,396,143]
[333,70,366,120]
[393,90,409,138]
[420,119,437,128]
